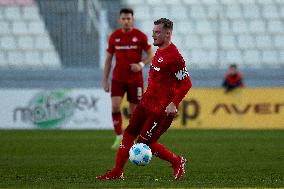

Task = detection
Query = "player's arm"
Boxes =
[130,32,153,72]
[103,33,115,92]
[130,47,153,72]
[142,47,154,66]
[171,76,192,106]
[166,76,192,115]
[103,52,113,92]
[165,58,192,116]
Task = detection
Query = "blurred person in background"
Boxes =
[103,8,153,149]
[222,64,244,93]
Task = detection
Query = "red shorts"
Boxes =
[124,104,174,144]
[111,80,143,104]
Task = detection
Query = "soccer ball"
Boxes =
[129,143,152,166]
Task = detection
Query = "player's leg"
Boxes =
[112,104,148,174]
[129,103,137,117]
[152,115,187,180]
[137,114,187,180]
[127,81,143,117]
[137,114,178,164]
[95,132,135,180]
[111,80,126,149]
[150,141,187,180]
[112,96,123,135]
[136,112,164,144]
[96,104,148,180]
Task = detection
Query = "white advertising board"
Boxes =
[0,89,112,129]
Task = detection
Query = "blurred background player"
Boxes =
[222,64,244,93]
[103,8,153,149]
[97,18,192,180]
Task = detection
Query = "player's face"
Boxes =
[119,13,134,31]
[152,24,170,47]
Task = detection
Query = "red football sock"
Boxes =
[113,132,136,173]
[149,143,179,164]
[112,112,122,135]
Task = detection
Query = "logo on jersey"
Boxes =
[158,57,163,63]
[115,38,120,42]
[175,67,189,80]
[115,45,138,50]
[151,64,160,72]
[132,37,138,42]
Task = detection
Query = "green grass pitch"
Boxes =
[0,130,283,188]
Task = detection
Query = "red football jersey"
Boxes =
[107,28,151,83]
[140,43,192,114]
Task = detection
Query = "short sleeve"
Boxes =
[140,32,151,51]
[106,33,115,54]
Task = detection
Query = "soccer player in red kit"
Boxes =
[103,8,153,149]
[97,18,192,180]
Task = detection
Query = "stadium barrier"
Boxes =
[122,88,284,129]
[1,88,283,129]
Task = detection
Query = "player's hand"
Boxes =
[165,102,178,116]
[103,80,110,92]
[130,63,142,72]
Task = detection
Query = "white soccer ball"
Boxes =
[129,143,152,166]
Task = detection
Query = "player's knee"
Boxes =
[112,104,120,113]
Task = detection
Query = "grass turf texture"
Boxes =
[0,130,283,188]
